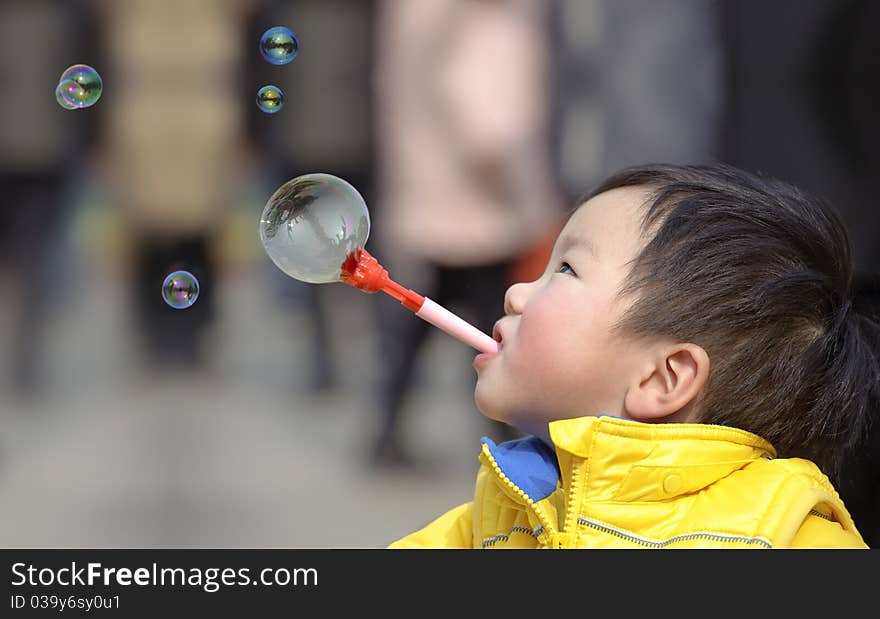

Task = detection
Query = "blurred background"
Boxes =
[0,0,877,548]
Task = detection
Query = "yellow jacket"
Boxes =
[389,416,867,549]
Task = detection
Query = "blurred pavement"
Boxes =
[0,254,485,548]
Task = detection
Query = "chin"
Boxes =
[474,384,505,423]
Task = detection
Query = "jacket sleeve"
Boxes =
[387,502,474,549]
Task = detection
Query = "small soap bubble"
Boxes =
[56,64,102,109]
[259,173,371,284]
[256,85,284,114]
[55,80,80,110]
[162,271,200,310]
[260,26,298,65]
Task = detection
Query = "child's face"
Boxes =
[474,186,657,440]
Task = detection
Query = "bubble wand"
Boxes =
[259,173,499,355]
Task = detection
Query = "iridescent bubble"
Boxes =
[57,64,102,108]
[162,271,200,309]
[259,174,370,284]
[260,26,298,65]
[256,85,284,114]
[55,80,80,110]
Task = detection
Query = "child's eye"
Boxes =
[557,262,575,275]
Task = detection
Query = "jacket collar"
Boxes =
[549,416,776,502]
[482,416,777,505]
[480,436,560,502]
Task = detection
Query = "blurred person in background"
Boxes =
[245,0,377,393]
[0,0,98,398]
[368,0,566,468]
[98,0,248,370]
[553,0,723,201]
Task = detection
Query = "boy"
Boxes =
[389,163,877,549]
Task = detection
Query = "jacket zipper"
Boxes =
[481,447,556,547]
[577,515,773,548]
[482,447,771,548]
[562,457,582,536]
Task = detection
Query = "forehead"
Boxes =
[559,186,651,256]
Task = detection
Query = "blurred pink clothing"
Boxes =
[373,0,562,268]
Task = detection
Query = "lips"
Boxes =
[474,321,504,369]
[492,322,504,349]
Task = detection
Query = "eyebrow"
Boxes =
[557,233,599,259]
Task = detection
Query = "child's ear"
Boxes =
[624,343,710,422]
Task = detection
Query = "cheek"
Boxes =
[513,315,560,376]
[511,294,589,375]
[508,289,615,390]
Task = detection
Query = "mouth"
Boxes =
[473,322,504,369]
[492,322,504,349]
[475,322,504,369]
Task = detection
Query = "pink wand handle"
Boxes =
[416,297,500,354]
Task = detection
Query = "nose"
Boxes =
[504,281,531,315]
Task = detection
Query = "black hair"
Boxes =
[584,163,880,527]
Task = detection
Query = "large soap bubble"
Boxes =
[259,174,370,284]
